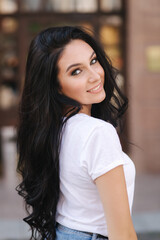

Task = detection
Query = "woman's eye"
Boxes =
[71,69,81,76]
[91,57,98,64]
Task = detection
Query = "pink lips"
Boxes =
[87,82,103,93]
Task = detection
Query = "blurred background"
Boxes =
[0,0,160,239]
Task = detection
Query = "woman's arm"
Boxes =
[95,165,138,240]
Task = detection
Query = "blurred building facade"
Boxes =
[127,0,160,173]
[0,0,160,190]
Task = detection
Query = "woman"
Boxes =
[16,26,137,240]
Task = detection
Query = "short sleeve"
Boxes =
[81,123,125,181]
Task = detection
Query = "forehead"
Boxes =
[58,39,94,67]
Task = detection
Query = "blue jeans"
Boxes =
[55,222,108,240]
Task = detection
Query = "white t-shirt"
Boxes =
[56,113,136,237]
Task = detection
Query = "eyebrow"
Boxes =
[66,51,95,72]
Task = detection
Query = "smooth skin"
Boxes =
[58,39,106,115]
[58,39,137,240]
[95,166,138,240]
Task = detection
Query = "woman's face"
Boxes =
[57,39,106,115]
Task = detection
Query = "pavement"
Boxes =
[132,173,160,233]
[0,173,160,240]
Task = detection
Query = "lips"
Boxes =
[87,82,102,93]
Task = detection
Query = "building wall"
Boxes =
[127,0,160,173]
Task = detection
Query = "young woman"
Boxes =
[16,26,137,240]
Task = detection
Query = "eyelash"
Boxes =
[71,57,98,76]
[91,57,98,65]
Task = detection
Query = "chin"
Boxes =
[95,91,106,103]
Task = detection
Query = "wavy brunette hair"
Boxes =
[16,26,128,239]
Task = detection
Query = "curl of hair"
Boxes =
[16,26,128,240]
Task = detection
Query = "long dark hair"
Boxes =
[16,26,128,240]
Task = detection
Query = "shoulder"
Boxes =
[68,113,117,140]
[73,114,122,151]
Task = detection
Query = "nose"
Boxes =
[88,67,101,83]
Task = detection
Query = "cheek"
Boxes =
[61,81,85,97]
[100,66,105,79]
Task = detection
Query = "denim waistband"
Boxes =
[56,222,108,239]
